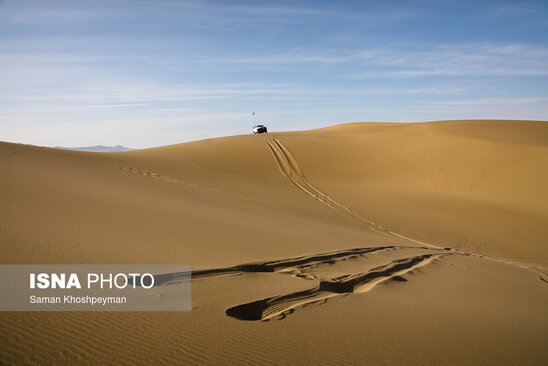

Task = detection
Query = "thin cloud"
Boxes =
[217,43,548,77]
[0,81,468,105]
[414,97,548,120]
[1,1,546,147]
[0,0,415,31]
[430,97,548,108]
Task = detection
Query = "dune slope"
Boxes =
[1,120,547,365]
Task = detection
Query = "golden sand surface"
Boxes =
[1,120,547,365]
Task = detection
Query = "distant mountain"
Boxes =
[54,145,133,152]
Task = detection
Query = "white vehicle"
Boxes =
[252,124,268,134]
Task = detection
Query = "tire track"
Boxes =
[264,137,548,283]
[152,245,434,285]
[226,253,446,321]
[265,138,440,249]
[118,166,286,207]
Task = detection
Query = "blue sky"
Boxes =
[1,0,547,148]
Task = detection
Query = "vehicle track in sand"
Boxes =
[264,137,548,282]
[118,166,286,207]
[191,245,443,281]
[225,253,447,321]
[181,242,545,321]
[265,137,440,249]
[125,136,548,322]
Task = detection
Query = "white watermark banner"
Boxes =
[0,265,191,311]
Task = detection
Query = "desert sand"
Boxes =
[1,120,547,365]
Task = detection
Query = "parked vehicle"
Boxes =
[253,124,268,134]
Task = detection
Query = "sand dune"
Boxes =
[1,120,547,365]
